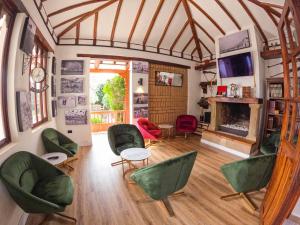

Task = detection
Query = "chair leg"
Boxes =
[161,198,175,217]
[185,133,188,139]
[220,192,241,199]
[55,213,77,223]
[221,192,257,213]
[111,160,123,166]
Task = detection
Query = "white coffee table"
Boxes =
[120,148,151,177]
[41,152,73,171]
[158,124,174,138]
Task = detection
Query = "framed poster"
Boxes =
[65,109,88,125]
[61,77,84,93]
[132,61,149,74]
[61,60,84,75]
[219,30,250,54]
[77,95,87,106]
[155,71,183,87]
[58,96,76,108]
[16,91,32,132]
[52,100,57,117]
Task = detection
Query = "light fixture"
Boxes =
[136,78,144,93]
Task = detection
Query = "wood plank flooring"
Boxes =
[27,134,263,225]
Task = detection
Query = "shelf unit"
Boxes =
[264,78,284,136]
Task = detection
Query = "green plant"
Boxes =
[102,76,125,110]
[90,117,103,124]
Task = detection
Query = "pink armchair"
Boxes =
[137,118,162,145]
[176,115,197,139]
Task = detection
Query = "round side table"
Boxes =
[158,124,174,138]
[41,152,73,171]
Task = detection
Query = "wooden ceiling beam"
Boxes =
[127,0,146,47]
[53,14,83,29]
[215,0,241,30]
[182,37,193,54]
[110,0,123,46]
[75,23,80,44]
[93,12,99,45]
[188,0,225,35]
[182,0,202,60]
[248,0,281,18]
[238,0,268,46]
[193,20,215,43]
[198,38,213,57]
[48,0,109,17]
[143,0,165,49]
[170,20,189,53]
[157,0,181,50]
[57,0,118,39]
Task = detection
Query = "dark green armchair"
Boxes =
[42,128,78,157]
[131,151,197,216]
[108,124,145,166]
[0,151,76,222]
[260,131,281,155]
[220,153,276,212]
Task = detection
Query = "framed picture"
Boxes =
[133,93,148,105]
[61,60,84,75]
[132,61,149,74]
[20,17,36,55]
[58,96,76,108]
[65,109,88,125]
[134,107,148,119]
[52,57,56,75]
[77,95,87,106]
[219,30,250,54]
[61,77,84,93]
[52,100,57,117]
[51,76,56,97]
[16,91,32,132]
[155,71,183,87]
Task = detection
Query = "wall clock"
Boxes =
[31,67,46,83]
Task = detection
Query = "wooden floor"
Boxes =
[27,134,264,225]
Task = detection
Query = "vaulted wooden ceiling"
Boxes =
[34,0,284,62]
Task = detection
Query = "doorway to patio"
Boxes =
[89,59,130,133]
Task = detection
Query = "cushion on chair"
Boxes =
[33,175,74,206]
[61,143,78,155]
[116,134,134,147]
[43,129,60,145]
[20,169,39,193]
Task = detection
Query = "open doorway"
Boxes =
[89,59,130,133]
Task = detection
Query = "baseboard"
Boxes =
[18,213,29,225]
[201,139,249,158]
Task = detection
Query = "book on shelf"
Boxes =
[269,101,276,114]
[268,117,274,129]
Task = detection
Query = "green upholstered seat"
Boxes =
[0,151,74,214]
[108,124,145,156]
[131,151,197,216]
[260,131,281,155]
[42,128,79,157]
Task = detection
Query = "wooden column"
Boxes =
[246,103,262,141]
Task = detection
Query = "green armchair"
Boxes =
[108,124,145,166]
[0,151,76,222]
[220,153,276,212]
[42,128,78,157]
[260,131,281,155]
[131,151,197,216]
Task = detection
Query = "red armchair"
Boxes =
[137,118,162,144]
[176,115,198,139]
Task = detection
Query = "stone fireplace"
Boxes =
[201,97,263,156]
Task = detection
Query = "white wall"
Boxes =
[0,13,57,225]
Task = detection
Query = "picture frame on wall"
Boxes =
[77,95,87,106]
[58,96,76,108]
[132,61,149,74]
[61,60,84,75]
[51,76,56,97]
[61,77,84,93]
[52,57,56,75]
[16,91,32,132]
[134,107,148,119]
[219,30,251,54]
[52,100,57,117]
[133,93,148,105]
[155,71,183,87]
[20,17,36,55]
[65,109,88,125]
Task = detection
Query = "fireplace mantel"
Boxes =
[208,97,263,104]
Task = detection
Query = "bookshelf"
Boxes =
[264,78,285,136]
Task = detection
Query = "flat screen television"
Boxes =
[218,52,254,78]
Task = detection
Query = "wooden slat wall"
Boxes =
[148,64,188,125]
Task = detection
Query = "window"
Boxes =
[0,2,15,147]
[29,41,48,127]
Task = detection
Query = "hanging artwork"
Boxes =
[52,57,56,75]
[65,109,88,125]
[58,96,76,108]
[61,60,84,75]
[16,91,32,132]
[52,100,57,117]
[132,61,149,74]
[219,30,250,54]
[61,77,84,93]
[77,95,87,106]
[51,76,56,97]
[134,107,148,119]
